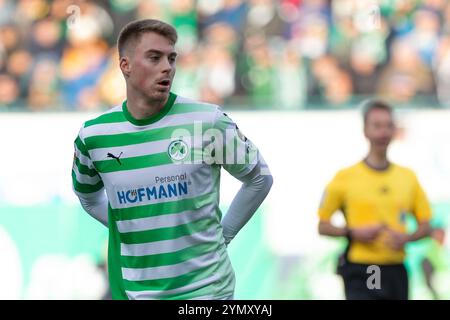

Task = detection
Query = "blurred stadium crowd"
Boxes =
[1,0,450,111]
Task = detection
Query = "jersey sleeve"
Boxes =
[411,173,432,223]
[72,128,104,195]
[211,108,261,179]
[317,172,345,222]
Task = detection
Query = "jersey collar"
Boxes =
[122,92,177,126]
[362,158,392,172]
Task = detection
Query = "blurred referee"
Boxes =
[317,100,432,300]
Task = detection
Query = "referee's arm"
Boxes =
[410,175,432,241]
[317,175,348,237]
[317,174,381,242]
[386,175,432,250]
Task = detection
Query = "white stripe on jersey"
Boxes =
[121,251,219,281]
[82,112,214,139]
[72,163,101,185]
[125,274,220,300]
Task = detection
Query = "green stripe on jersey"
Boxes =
[108,204,129,300]
[74,136,90,158]
[94,148,203,173]
[84,123,212,150]
[74,156,98,177]
[72,170,104,193]
[120,217,212,244]
[94,152,171,173]
[123,263,218,293]
[84,102,214,130]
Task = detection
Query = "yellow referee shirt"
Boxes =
[318,161,432,265]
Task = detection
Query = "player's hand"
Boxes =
[385,228,410,251]
[349,225,384,243]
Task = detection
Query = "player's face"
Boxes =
[126,32,177,102]
[364,109,395,151]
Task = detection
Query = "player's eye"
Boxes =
[149,56,160,61]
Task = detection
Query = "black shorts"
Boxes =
[338,261,409,300]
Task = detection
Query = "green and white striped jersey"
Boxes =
[72,92,259,300]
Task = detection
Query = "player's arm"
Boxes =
[409,175,432,240]
[221,158,273,246]
[77,189,109,227]
[212,110,273,246]
[318,175,381,242]
[72,131,109,227]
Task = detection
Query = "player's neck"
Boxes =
[126,89,168,120]
[364,149,389,171]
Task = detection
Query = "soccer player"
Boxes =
[71,19,273,300]
[317,100,432,300]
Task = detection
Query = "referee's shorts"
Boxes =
[338,262,408,300]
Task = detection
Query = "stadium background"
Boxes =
[1,0,450,299]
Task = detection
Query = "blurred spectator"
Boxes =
[0,0,15,26]
[199,43,236,105]
[171,50,202,100]
[325,69,353,105]
[385,0,418,37]
[27,59,59,110]
[377,39,436,103]
[6,49,32,78]
[0,73,20,107]
[135,0,164,21]
[408,7,441,67]
[28,17,64,60]
[15,0,50,27]
[443,2,450,34]
[59,1,112,109]
[98,50,126,107]
[0,0,448,110]
[274,41,307,109]
[204,22,239,53]
[293,12,329,60]
[199,0,247,34]
[348,36,385,95]
[60,38,109,109]
[241,34,276,107]
[434,35,450,107]
[170,0,198,54]
[310,53,354,106]
[245,0,287,39]
[6,49,33,101]
[0,24,21,53]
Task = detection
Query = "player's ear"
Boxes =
[120,56,131,78]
